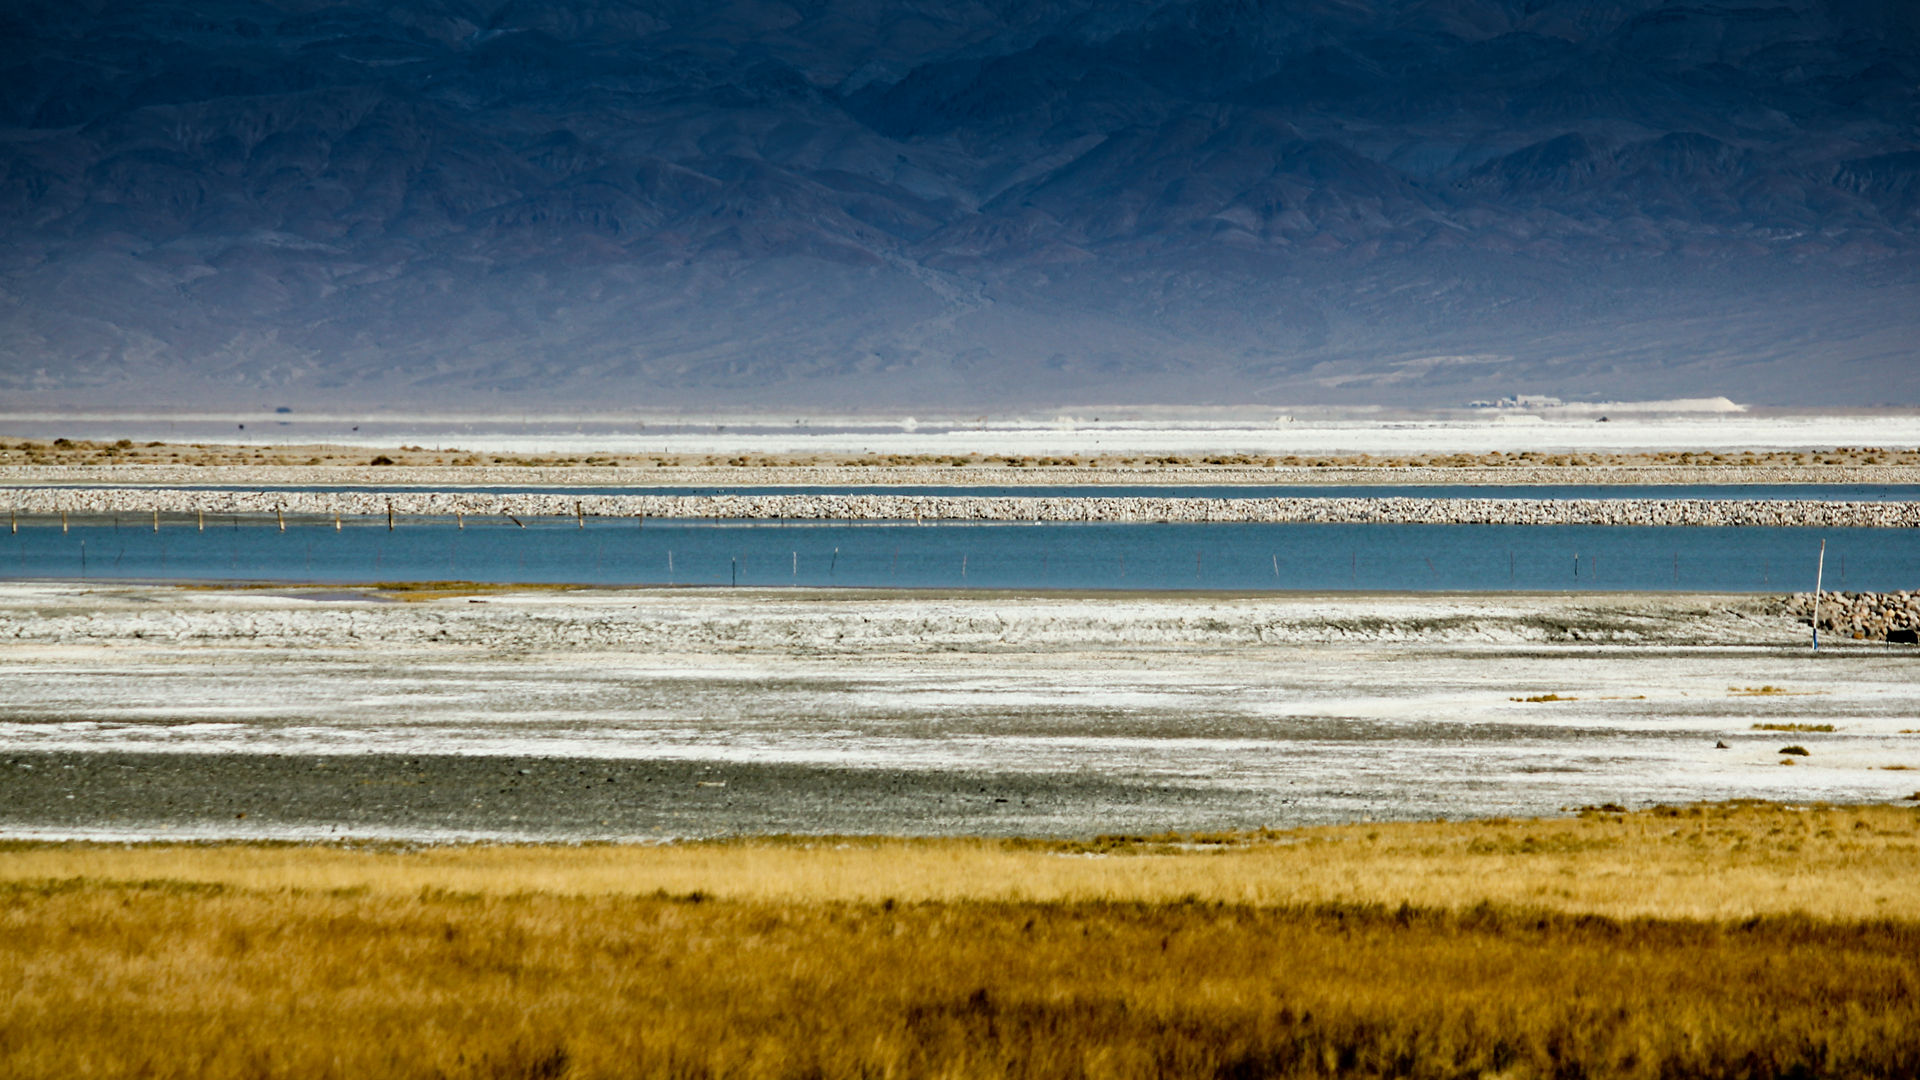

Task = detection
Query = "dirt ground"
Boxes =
[3,583,1916,840]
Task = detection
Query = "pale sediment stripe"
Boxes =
[6,463,1920,487]
[6,488,1920,528]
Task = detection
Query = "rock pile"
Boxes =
[1785,592,1920,641]
[9,488,1920,529]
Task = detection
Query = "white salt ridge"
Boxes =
[4,412,1917,458]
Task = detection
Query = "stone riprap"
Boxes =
[7,488,1920,529]
[1784,592,1920,641]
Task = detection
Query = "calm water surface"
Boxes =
[4,518,1908,592]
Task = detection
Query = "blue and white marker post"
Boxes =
[1812,539,1826,650]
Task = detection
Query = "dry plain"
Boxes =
[3,804,1919,1080]
[3,583,1917,840]
[6,450,1920,1078]
[5,586,1919,1080]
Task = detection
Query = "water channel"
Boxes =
[4,516,1909,592]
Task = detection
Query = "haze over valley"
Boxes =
[3,0,1917,411]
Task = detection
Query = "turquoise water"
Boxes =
[4,517,1906,592]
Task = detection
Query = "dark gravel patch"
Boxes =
[0,751,1242,839]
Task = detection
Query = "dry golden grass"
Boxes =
[4,803,1919,1079]
[7,802,1915,921]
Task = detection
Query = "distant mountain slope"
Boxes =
[1,0,1916,410]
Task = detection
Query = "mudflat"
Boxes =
[3,583,1915,840]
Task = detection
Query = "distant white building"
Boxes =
[1467,395,1564,409]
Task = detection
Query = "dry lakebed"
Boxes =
[2,582,1916,841]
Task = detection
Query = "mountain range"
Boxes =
[2,0,1917,411]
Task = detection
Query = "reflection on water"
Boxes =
[2,517,1904,592]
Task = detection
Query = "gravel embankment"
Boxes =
[1783,591,1920,641]
[7,487,1920,528]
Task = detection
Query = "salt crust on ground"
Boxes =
[7,463,1920,488]
[3,584,1917,841]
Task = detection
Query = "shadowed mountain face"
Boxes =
[2,0,1917,410]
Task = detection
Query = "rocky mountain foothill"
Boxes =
[2,0,1917,411]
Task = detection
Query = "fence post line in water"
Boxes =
[731,557,737,587]
[1812,539,1826,650]
[505,512,524,528]
[576,502,584,528]
[276,505,285,532]
[61,510,67,533]
[198,509,204,531]
[153,507,159,533]
[334,512,341,531]
[456,511,463,529]
[387,501,393,531]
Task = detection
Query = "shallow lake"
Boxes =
[4,517,1909,592]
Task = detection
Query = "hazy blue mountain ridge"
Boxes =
[1,0,1916,409]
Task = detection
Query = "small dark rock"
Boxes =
[1714,740,1729,749]
[1888,628,1919,645]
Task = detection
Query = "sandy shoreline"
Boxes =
[3,582,1916,840]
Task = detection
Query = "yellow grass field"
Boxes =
[5,802,1919,1079]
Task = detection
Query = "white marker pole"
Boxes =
[1812,539,1826,651]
